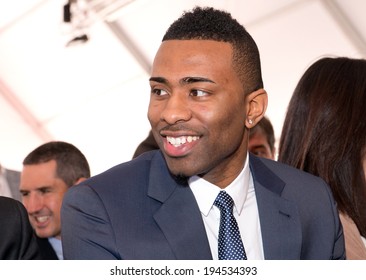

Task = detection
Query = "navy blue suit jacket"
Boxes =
[61,151,345,259]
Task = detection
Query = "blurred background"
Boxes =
[1,0,365,175]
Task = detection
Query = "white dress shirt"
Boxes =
[189,153,264,260]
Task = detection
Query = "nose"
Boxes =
[24,193,43,215]
[160,93,192,124]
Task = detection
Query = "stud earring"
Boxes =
[248,119,253,125]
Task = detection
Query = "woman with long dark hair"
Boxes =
[279,57,366,259]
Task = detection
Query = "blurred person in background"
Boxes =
[248,116,276,160]
[20,141,90,259]
[0,196,40,259]
[0,163,21,201]
[278,56,366,259]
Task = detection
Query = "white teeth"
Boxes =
[167,136,199,147]
[35,216,49,223]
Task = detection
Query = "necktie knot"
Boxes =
[214,191,234,212]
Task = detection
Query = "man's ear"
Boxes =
[245,88,268,129]
[73,177,87,186]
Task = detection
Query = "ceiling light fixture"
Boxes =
[62,0,135,47]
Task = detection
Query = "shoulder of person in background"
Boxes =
[0,196,41,259]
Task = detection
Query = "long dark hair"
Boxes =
[278,57,366,237]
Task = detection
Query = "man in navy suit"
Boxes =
[61,7,345,260]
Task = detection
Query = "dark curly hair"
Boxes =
[163,6,263,95]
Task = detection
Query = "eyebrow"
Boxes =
[149,77,167,83]
[149,76,216,86]
[19,186,52,192]
[180,77,215,85]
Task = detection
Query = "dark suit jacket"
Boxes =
[61,151,345,260]
[0,196,41,259]
[36,237,59,260]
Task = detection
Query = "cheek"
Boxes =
[209,117,245,152]
[217,94,246,121]
[218,105,245,131]
[21,196,28,206]
[47,197,60,211]
[51,204,63,222]
[195,105,214,122]
[49,193,66,212]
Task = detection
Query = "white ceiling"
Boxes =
[1,0,365,175]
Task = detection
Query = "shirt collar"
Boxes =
[189,153,250,216]
[48,237,63,260]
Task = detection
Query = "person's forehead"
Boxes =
[154,40,233,60]
[20,160,58,185]
[249,129,269,144]
[151,40,237,80]
[22,160,57,174]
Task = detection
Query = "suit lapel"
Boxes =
[250,155,302,260]
[146,152,302,260]
[147,152,212,260]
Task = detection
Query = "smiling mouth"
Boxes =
[34,215,50,223]
[166,136,200,147]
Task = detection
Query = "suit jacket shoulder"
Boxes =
[0,197,41,259]
[62,150,211,260]
[249,155,345,260]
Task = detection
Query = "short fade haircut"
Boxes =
[163,6,263,94]
[23,141,90,187]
